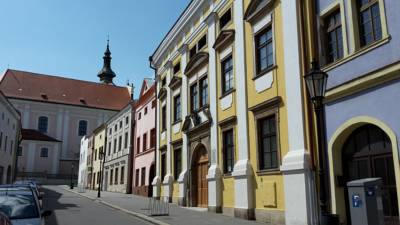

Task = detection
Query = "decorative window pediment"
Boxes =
[184,52,209,75]
[157,87,167,100]
[244,0,275,22]
[168,76,182,89]
[213,29,235,51]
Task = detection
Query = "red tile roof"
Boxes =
[0,69,131,111]
[21,129,61,142]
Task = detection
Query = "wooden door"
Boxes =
[343,124,399,225]
[192,147,208,207]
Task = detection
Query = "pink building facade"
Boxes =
[132,79,156,197]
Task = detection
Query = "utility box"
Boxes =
[347,178,384,225]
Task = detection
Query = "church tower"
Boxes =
[97,39,116,84]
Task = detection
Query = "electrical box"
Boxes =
[347,178,384,225]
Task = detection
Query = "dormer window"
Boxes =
[219,9,232,30]
[189,35,207,59]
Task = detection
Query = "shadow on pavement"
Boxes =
[42,187,78,225]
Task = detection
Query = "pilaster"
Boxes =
[280,0,318,224]
[205,11,223,213]
[232,0,254,219]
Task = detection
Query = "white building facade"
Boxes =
[78,136,89,189]
[0,91,21,184]
[104,103,135,193]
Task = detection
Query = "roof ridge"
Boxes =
[7,69,127,89]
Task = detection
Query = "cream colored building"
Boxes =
[90,124,106,190]
[0,91,21,184]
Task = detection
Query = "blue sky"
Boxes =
[0,0,189,97]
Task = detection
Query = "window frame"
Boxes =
[114,167,119,185]
[199,76,208,108]
[40,147,49,158]
[174,147,182,179]
[357,0,382,47]
[38,116,49,133]
[222,129,235,174]
[150,128,156,148]
[256,113,280,172]
[254,25,274,76]
[173,94,181,123]
[120,166,125,184]
[219,8,232,31]
[161,105,167,131]
[221,55,234,95]
[190,83,199,112]
[143,132,147,151]
[323,9,344,64]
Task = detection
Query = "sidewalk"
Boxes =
[64,186,263,225]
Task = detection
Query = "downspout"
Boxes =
[149,56,157,197]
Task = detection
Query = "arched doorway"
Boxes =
[6,166,11,184]
[342,124,398,224]
[191,145,208,207]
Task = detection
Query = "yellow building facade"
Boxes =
[151,0,318,224]
[91,124,106,190]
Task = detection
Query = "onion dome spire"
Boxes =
[97,38,116,84]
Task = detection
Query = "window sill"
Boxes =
[223,173,233,178]
[219,88,236,99]
[322,35,391,72]
[252,65,277,81]
[256,168,281,176]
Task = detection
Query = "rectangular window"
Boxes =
[197,35,207,50]
[221,55,234,94]
[108,142,111,156]
[255,26,273,75]
[113,139,117,153]
[135,169,140,187]
[174,94,181,122]
[137,137,140,154]
[358,0,382,47]
[190,84,198,112]
[125,116,129,125]
[257,115,278,170]
[114,124,117,131]
[38,116,48,133]
[119,121,122,129]
[120,166,125,184]
[199,77,208,107]
[219,9,232,30]
[161,152,166,179]
[9,141,13,155]
[118,136,122,151]
[161,77,166,87]
[143,133,147,151]
[324,10,343,64]
[174,148,182,179]
[94,149,97,160]
[144,107,148,115]
[124,132,128,149]
[150,128,156,148]
[0,132,2,150]
[40,148,49,158]
[161,106,167,131]
[223,129,235,174]
[110,169,113,185]
[17,147,22,156]
[114,167,119,184]
[189,47,197,59]
[141,167,146,186]
[78,120,87,136]
[173,62,181,74]
[138,112,142,120]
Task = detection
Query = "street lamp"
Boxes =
[304,61,338,225]
[70,164,74,189]
[97,149,105,198]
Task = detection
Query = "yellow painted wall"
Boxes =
[244,1,287,212]
[222,177,235,207]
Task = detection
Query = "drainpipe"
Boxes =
[149,56,157,197]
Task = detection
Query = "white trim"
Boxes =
[220,93,233,110]
[254,71,274,93]
[219,46,233,60]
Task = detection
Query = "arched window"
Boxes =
[38,116,48,133]
[78,120,88,136]
[40,148,49,158]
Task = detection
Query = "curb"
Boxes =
[62,187,169,225]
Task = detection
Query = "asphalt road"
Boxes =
[42,185,152,225]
